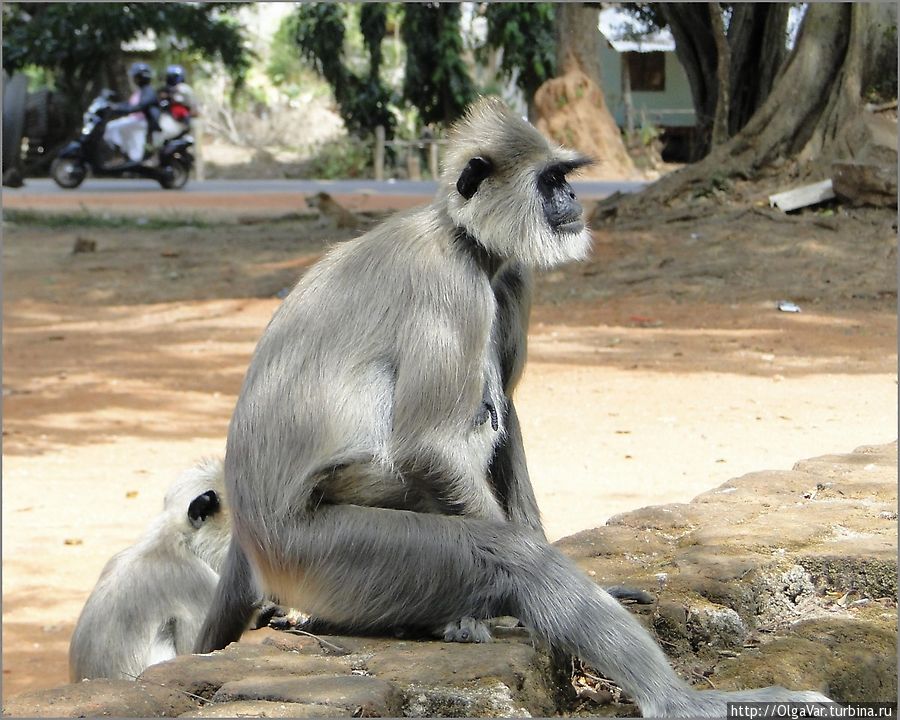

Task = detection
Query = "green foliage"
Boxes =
[266,12,310,92]
[639,120,661,147]
[293,4,347,89]
[482,3,556,102]
[292,3,394,137]
[2,208,211,230]
[401,3,475,126]
[2,3,250,101]
[306,135,373,179]
[360,4,388,79]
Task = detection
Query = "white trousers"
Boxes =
[156,113,188,142]
[104,115,147,162]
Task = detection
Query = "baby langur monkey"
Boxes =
[69,458,278,682]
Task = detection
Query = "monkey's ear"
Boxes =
[188,490,220,528]
[456,156,493,200]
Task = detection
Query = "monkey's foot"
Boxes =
[654,686,833,718]
[268,607,310,631]
[441,616,493,643]
[252,601,285,629]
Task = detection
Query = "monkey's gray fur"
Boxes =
[196,98,832,716]
[69,458,230,681]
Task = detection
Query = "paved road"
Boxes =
[8,177,647,199]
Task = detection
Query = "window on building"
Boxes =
[623,51,666,92]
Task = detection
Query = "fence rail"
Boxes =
[373,125,448,181]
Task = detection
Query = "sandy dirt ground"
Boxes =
[2,191,896,700]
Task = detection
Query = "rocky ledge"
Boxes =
[5,442,896,717]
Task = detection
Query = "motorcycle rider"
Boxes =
[157,64,196,142]
[103,62,161,163]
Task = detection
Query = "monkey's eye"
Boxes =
[456,156,494,199]
[188,490,220,527]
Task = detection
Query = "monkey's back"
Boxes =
[69,523,220,681]
[226,204,499,531]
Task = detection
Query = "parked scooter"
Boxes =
[50,90,194,190]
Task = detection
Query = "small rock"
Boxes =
[2,678,197,717]
[180,700,346,717]
[211,674,403,715]
[72,237,96,254]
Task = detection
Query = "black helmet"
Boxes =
[129,62,153,86]
[165,64,186,87]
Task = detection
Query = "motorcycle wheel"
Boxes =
[158,157,189,190]
[50,157,87,189]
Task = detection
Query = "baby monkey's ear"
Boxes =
[456,156,494,199]
[188,490,220,528]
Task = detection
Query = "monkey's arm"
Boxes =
[488,402,544,537]
[487,263,544,536]
[194,540,261,653]
[147,618,179,669]
[392,306,505,521]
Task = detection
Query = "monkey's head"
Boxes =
[163,457,231,573]
[442,96,593,269]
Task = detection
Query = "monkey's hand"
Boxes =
[474,401,499,431]
[441,617,493,643]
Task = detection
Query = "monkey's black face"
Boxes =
[188,490,221,529]
[538,161,588,234]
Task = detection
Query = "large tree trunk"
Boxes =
[597,3,897,217]
[554,3,602,79]
[534,3,636,179]
[661,3,790,159]
[708,2,730,147]
[659,4,718,159]
[726,3,789,135]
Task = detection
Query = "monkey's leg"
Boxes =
[454,398,541,642]
[194,541,260,654]
[248,505,830,718]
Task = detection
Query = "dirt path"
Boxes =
[2,195,896,699]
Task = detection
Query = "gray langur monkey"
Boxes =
[69,458,231,681]
[195,98,831,716]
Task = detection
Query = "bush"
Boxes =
[306,135,373,179]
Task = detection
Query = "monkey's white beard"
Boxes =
[541,225,592,269]
[502,222,592,269]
